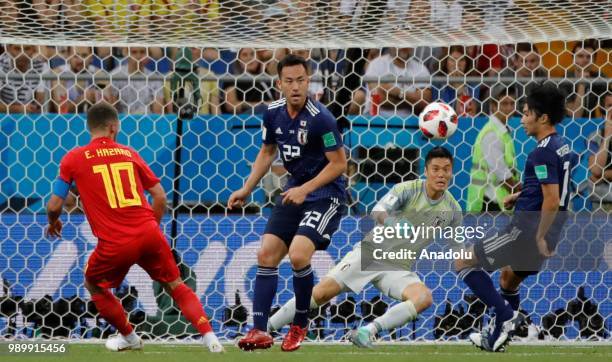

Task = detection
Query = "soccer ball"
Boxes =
[418,102,458,139]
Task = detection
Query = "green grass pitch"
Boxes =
[3,344,610,362]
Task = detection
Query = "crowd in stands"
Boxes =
[0,41,610,118]
[0,40,610,210]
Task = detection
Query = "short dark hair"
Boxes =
[425,146,453,166]
[441,45,472,76]
[525,81,566,125]
[572,39,598,53]
[87,102,118,131]
[277,54,309,78]
[515,42,538,54]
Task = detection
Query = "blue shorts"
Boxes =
[264,196,346,250]
[474,220,563,277]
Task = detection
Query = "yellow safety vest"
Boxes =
[467,120,518,212]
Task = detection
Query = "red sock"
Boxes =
[91,289,133,336]
[171,283,213,335]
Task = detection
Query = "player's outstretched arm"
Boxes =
[281,148,347,205]
[46,194,65,238]
[147,183,167,224]
[228,143,277,209]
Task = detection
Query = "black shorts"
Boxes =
[474,222,562,277]
[263,196,346,250]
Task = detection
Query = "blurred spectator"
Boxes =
[33,0,86,33]
[460,5,508,77]
[340,0,422,31]
[430,0,462,32]
[496,43,546,113]
[316,48,349,104]
[83,0,152,36]
[466,44,506,77]
[587,91,612,211]
[0,44,46,113]
[163,48,220,115]
[223,48,277,114]
[0,1,19,34]
[563,39,607,118]
[434,45,480,117]
[262,3,291,40]
[44,45,71,69]
[106,47,165,114]
[467,86,520,212]
[50,46,98,113]
[191,48,236,75]
[191,47,222,73]
[502,43,547,79]
[151,0,220,27]
[320,48,348,78]
[346,48,381,115]
[91,47,120,72]
[364,47,432,117]
[221,0,262,36]
[257,48,287,77]
[415,46,444,74]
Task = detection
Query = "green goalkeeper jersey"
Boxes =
[361,179,463,269]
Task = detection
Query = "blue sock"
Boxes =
[253,265,278,331]
[458,268,512,320]
[292,265,314,328]
[500,287,520,311]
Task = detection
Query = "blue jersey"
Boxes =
[262,97,347,201]
[515,133,573,211]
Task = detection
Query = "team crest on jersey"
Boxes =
[300,120,307,127]
[297,128,308,145]
[430,215,446,227]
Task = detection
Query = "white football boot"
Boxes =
[105,333,143,352]
[204,332,225,353]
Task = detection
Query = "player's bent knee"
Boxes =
[287,236,316,269]
[402,283,433,311]
[311,287,327,306]
[257,247,282,267]
[84,278,104,295]
[421,288,433,309]
[288,251,311,270]
[312,278,341,305]
[257,235,287,266]
[161,277,183,294]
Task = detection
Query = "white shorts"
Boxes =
[325,245,422,301]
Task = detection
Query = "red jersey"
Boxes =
[58,137,160,242]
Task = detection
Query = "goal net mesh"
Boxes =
[0,0,610,344]
[0,0,611,48]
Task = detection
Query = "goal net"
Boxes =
[0,1,611,48]
[0,0,610,344]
